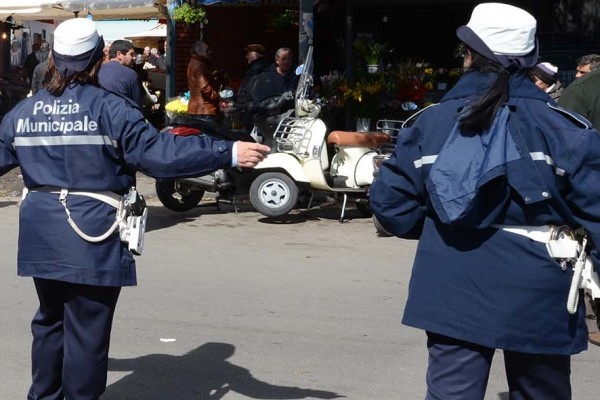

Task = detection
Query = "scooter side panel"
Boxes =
[331,148,377,188]
[254,153,310,183]
[355,151,377,186]
[303,158,332,190]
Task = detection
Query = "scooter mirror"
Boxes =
[295,64,304,76]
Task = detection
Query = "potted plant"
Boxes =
[171,2,208,26]
[269,9,299,31]
[354,40,389,74]
[340,75,386,131]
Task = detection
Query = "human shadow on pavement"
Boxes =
[258,206,370,225]
[144,205,206,233]
[145,201,256,233]
[103,342,344,400]
[0,200,18,208]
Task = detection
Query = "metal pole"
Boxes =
[166,0,175,103]
[345,0,355,130]
[345,0,354,81]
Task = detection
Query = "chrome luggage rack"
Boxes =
[273,117,314,157]
[375,119,403,144]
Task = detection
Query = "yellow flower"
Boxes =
[165,98,188,114]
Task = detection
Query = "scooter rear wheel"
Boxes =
[155,179,204,212]
[249,172,299,217]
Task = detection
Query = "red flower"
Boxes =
[396,77,427,104]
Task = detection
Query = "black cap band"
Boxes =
[52,35,105,78]
[456,25,539,73]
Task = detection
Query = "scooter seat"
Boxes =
[327,131,391,148]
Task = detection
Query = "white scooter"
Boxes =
[249,46,392,221]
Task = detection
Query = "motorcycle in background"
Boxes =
[154,93,294,212]
[248,46,395,221]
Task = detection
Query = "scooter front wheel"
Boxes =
[249,172,299,217]
[155,179,204,212]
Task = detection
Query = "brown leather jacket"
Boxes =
[187,54,220,116]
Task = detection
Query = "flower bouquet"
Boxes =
[165,91,190,120]
[340,76,386,118]
[319,70,345,107]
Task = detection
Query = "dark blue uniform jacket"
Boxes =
[0,84,233,287]
[370,71,600,355]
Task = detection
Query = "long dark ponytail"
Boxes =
[458,48,510,135]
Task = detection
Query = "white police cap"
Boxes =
[465,2,536,56]
[52,18,104,77]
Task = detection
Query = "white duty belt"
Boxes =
[492,224,579,259]
[23,187,125,243]
[493,224,600,314]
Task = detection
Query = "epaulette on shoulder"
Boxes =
[402,103,439,128]
[547,102,593,129]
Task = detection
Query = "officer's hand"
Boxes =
[236,141,270,168]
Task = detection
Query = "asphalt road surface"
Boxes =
[1,178,599,399]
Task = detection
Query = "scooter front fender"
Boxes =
[254,152,310,183]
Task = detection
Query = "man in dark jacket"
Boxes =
[558,68,600,130]
[237,44,270,132]
[99,40,143,108]
[24,43,41,83]
[243,44,270,81]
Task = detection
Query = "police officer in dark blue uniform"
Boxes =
[0,18,270,400]
[371,3,600,399]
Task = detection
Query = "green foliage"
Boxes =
[270,9,299,30]
[353,40,389,65]
[172,3,207,25]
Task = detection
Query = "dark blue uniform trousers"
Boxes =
[28,278,121,400]
[425,332,571,400]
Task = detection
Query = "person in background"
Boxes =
[102,41,112,63]
[146,47,159,68]
[187,40,220,122]
[371,3,600,399]
[134,51,144,66]
[98,39,143,108]
[0,17,269,400]
[243,44,270,80]
[558,61,600,130]
[31,58,48,95]
[247,47,299,104]
[156,40,168,71]
[244,47,298,147]
[270,47,299,91]
[529,61,563,100]
[573,54,600,78]
[24,43,41,83]
[237,44,270,132]
[142,46,151,63]
[36,42,51,64]
[30,42,51,95]
[558,53,600,344]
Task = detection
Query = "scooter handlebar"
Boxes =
[247,91,295,117]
